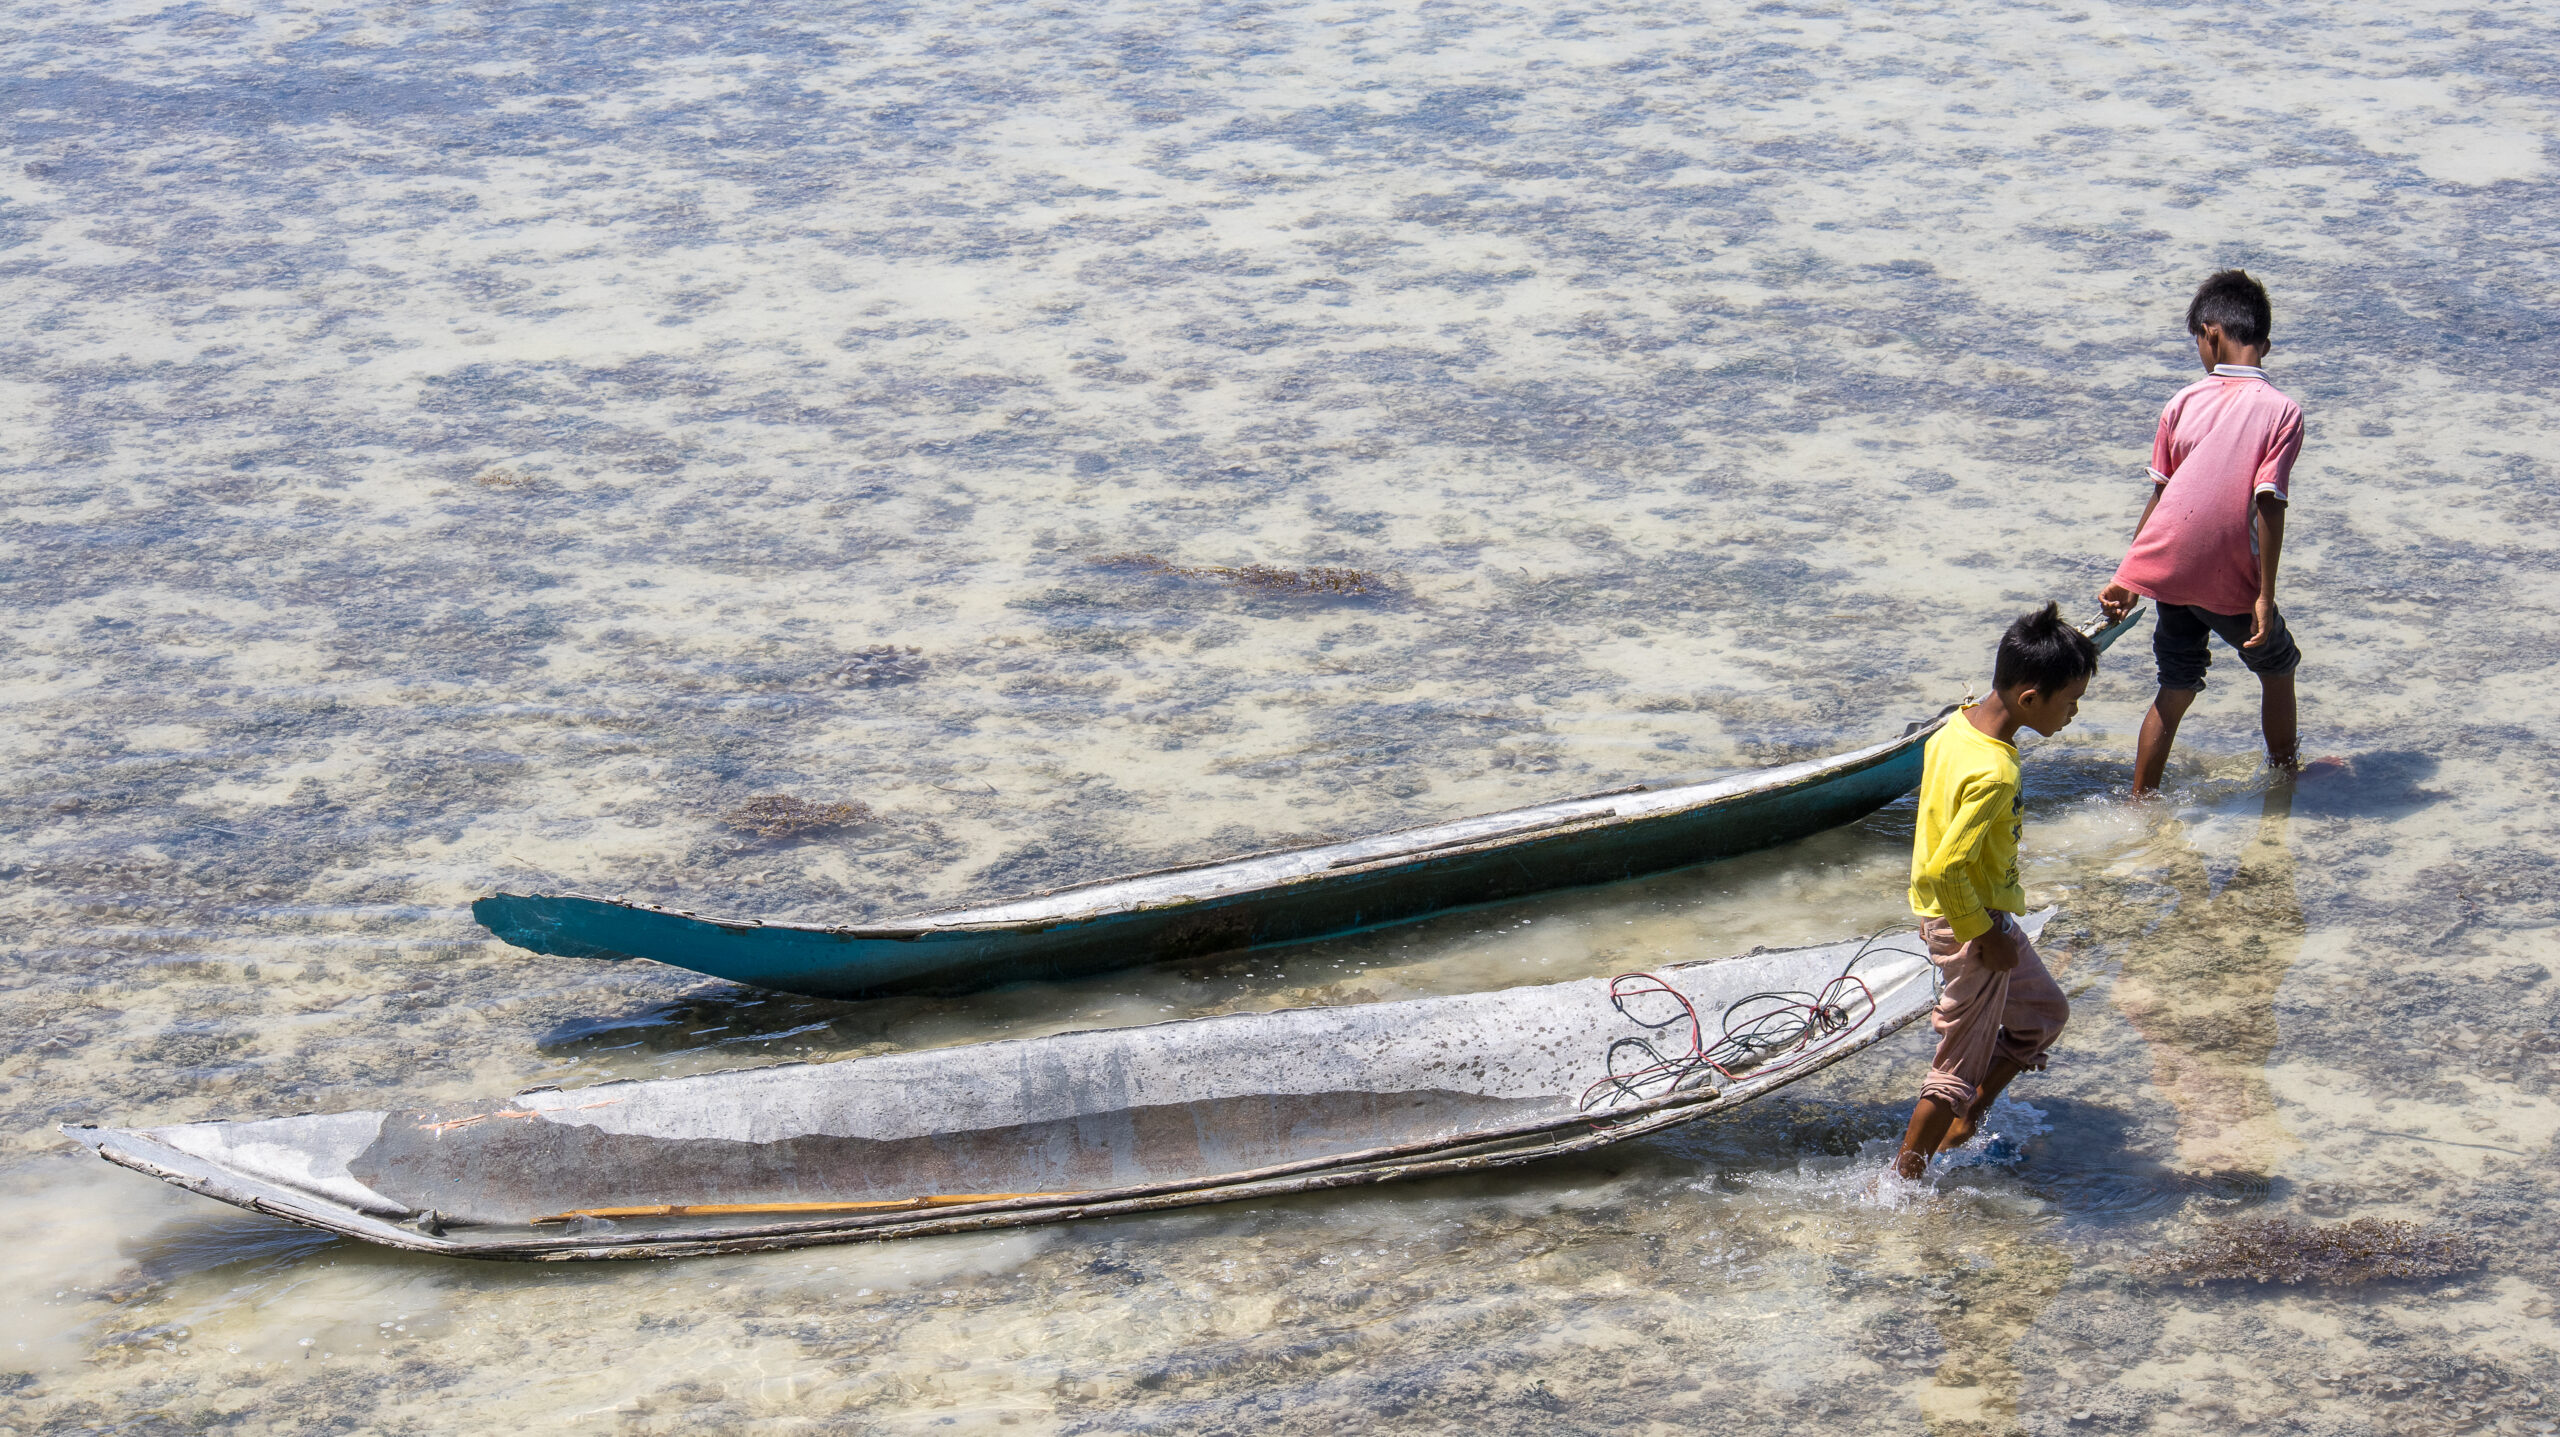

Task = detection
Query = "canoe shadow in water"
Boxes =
[115,1210,345,1287]
[539,990,886,1060]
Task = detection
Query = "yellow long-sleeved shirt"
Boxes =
[1907,709,2025,941]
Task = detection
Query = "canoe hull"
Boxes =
[476,734,1925,997]
[68,918,2050,1260]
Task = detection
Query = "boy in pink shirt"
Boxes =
[2099,270,2303,794]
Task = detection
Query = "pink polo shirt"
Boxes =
[2112,365,2303,617]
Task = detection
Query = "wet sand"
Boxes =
[5,0,2559,1429]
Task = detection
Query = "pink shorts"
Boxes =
[1919,912,2069,1110]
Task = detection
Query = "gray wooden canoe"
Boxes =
[64,915,2043,1260]
[473,611,2137,998]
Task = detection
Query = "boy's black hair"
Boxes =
[2187,269,2272,349]
[1993,602,2099,695]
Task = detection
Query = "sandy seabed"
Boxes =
[3,0,2557,1430]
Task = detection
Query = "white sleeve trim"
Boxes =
[2253,482,2288,501]
[2146,467,2169,485]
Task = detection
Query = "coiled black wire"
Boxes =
[1579,930,1927,1112]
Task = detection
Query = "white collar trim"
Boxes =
[2212,363,2269,380]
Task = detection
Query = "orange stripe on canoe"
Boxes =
[531,1194,1069,1224]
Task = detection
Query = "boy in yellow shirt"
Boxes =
[1895,603,2098,1180]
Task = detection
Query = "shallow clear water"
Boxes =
[5,0,2559,1429]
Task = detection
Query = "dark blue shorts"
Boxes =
[2153,602,2301,691]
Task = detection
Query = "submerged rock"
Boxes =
[2136,1218,2481,1287]
[722,794,873,839]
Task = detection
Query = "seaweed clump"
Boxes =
[722,795,872,839]
[2138,1218,2480,1287]
[1099,552,1387,597]
[830,645,928,687]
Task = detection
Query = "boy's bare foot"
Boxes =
[1935,1057,2026,1154]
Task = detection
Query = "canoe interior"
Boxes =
[474,611,2137,998]
[68,918,2055,1259]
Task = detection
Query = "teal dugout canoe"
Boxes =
[476,611,2138,998]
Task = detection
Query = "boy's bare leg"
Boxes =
[1897,1097,1959,1179]
[2259,670,2298,771]
[2132,687,2199,796]
[1937,1056,2026,1153]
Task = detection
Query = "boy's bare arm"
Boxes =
[2244,494,2286,648]
[2098,482,2168,620]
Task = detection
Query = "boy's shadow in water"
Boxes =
[2288,748,2445,820]
[1995,1094,2277,1220]
[1648,1093,2274,1224]
[2028,745,2443,816]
